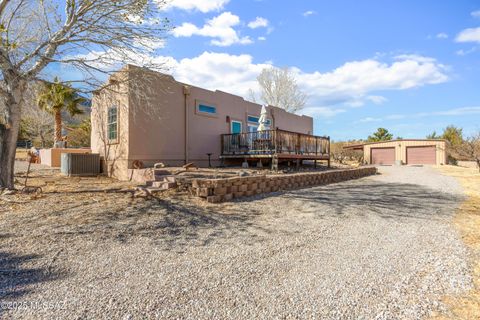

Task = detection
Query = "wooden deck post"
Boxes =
[221,134,224,156]
[327,136,331,167]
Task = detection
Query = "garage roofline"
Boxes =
[343,139,448,150]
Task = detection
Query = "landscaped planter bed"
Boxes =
[191,167,377,203]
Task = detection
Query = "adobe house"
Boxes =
[344,139,447,165]
[91,65,330,180]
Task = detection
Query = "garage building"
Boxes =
[345,139,447,166]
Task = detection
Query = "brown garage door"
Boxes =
[371,147,395,165]
[407,146,436,165]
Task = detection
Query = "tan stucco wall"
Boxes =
[91,71,131,180]
[92,65,314,179]
[363,140,447,165]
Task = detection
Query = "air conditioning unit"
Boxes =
[61,153,100,176]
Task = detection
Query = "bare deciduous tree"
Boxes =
[21,108,54,147]
[454,131,480,172]
[251,67,307,113]
[2,81,54,147]
[330,141,364,165]
[0,0,170,189]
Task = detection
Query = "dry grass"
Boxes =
[432,165,480,319]
[15,149,28,161]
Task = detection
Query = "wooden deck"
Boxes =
[220,129,330,162]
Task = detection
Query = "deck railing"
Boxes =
[221,129,330,157]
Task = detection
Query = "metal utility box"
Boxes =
[61,153,100,176]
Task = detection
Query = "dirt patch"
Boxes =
[432,165,480,319]
[15,149,29,161]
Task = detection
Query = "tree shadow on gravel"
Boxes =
[78,179,462,248]
[270,180,464,220]
[41,193,269,251]
[0,251,63,314]
[5,179,463,251]
[116,196,270,250]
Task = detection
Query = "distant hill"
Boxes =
[63,93,91,125]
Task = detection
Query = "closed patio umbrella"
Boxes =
[257,105,270,131]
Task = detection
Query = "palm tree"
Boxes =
[37,78,85,146]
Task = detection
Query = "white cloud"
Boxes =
[248,17,269,29]
[455,27,480,43]
[358,117,382,123]
[296,55,448,105]
[258,36,267,41]
[345,100,365,108]
[159,52,448,117]
[432,106,480,116]
[161,0,229,13]
[172,12,253,46]
[302,107,346,118]
[393,54,436,63]
[472,10,480,18]
[358,107,480,124]
[367,95,388,105]
[73,50,449,118]
[303,10,317,17]
[167,52,271,95]
[436,32,448,39]
[456,47,477,56]
[385,114,406,120]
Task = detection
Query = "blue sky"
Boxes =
[65,0,480,141]
[155,0,480,141]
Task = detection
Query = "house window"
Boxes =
[247,115,271,135]
[198,104,217,114]
[231,120,242,134]
[248,125,258,133]
[107,106,118,141]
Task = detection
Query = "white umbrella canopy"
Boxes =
[257,105,270,131]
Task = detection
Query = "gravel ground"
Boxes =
[0,165,472,319]
[13,161,54,174]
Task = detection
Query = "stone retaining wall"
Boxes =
[191,167,377,203]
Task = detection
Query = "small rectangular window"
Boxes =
[107,107,118,141]
[198,104,217,114]
[248,115,271,126]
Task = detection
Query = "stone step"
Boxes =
[151,181,177,189]
[154,169,171,176]
[145,187,165,193]
[154,175,176,183]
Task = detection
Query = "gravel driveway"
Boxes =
[0,166,472,319]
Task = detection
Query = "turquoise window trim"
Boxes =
[231,120,242,134]
[198,104,217,114]
[247,115,271,126]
